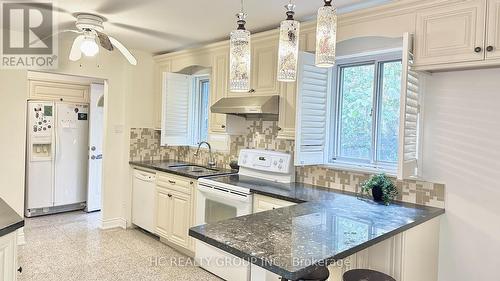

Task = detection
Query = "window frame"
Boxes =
[328,51,402,174]
[190,74,210,146]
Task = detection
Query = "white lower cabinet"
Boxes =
[253,194,296,213]
[0,231,18,281]
[154,172,196,253]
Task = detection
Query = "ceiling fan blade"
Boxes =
[109,36,137,65]
[96,31,114,51]
[95,0,147,14]
[109,22,192,42]
[29,29,80,46]
[69,35,85,61]
[37,2,71,14]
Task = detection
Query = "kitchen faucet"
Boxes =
[194,141,216,168]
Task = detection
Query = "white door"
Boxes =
[54,103,89,206]
[86,83,104,212]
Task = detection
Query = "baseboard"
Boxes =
[99,217,127,230]
[17,228,25,245]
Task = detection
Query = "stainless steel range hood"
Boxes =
[210,95,279,120]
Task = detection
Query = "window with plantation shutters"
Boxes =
[161,72,193,146]
[398,33,420,179]
[294,52,333,165]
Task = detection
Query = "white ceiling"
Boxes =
[49,0,393,54]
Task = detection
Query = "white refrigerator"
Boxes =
[26,101,89,217]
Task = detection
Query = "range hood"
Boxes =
[210,95,279,120]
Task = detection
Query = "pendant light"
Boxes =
[277,1,300,82]
[229,0,251,92]
[315,0,337,67]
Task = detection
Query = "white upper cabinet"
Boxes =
[250,37,280,96]
[486,0,500,59]
[415,0,486,67]
[209,51,228,133]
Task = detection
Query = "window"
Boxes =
[331,55,402,172]
[192,75,210,144]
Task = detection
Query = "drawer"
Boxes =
[156,172,194,195]
[253,194,296,213]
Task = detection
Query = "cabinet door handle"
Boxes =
[221,125,226,129]
[474,46,482,53]
[168,180,176,184]
[487,45,494,52]
[277,127,282,131]
[248,89,255,93]
[17,267,22,273]
[168,194,172,198]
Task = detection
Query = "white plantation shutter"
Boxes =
[295,52,333,166]
[398,33,420,179]
[161,72,193,146]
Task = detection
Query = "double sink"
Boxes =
[168,164,220,174]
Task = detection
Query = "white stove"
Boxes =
[195,149,294,281]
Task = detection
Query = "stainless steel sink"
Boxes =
[168,165,220,174]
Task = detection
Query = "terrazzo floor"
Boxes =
[18,211,222,281]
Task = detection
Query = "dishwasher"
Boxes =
[132,169,156,233]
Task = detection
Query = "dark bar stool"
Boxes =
[343,269,396,281]
[281,266,330,281]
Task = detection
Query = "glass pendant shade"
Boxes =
[315,1,337,67]
[277,3,300,82]
[229,12,251,92]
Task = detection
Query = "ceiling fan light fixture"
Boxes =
[277,1,300,82]
[80,37,99,57]
[315,0,337,67]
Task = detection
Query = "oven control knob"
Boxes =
[273,161,278,166]
[278,164,283,170]
[279,159,284,163]
[242,159,247,164]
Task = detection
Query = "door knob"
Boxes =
[487,46,494,52]
[474,46,482,53]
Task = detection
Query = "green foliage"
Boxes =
[338,61,402,162]
[361,173,398,205]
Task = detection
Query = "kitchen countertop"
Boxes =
[189,175,445,280]
[129,160,236,179]
[0,198,24,237]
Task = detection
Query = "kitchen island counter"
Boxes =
[189,180,444,280]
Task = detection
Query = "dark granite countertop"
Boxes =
[129,160,236,179]
[0,198,24,237]
[190,175,445,280]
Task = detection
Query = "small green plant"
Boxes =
[361,174,398,205]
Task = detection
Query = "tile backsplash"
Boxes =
[130,121,445,208]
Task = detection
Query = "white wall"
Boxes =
[422,68,500,281]
[0,33,155,224]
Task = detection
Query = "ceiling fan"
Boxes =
[65,13,137,65]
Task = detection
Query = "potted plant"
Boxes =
[361,174,398,205]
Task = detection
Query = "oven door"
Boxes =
[196,183,252,225]
[195,182,253,281]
